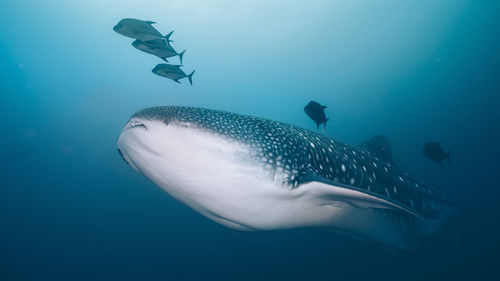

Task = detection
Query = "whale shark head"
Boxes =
[117,106,305,230]
[117,106,455,249]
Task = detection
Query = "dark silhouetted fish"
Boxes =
[358,135,393,163]
[113,18,173,42]
[422,142,451,166]
[304,101,329,130]
[4,148,36,161]
[152,64,194,85]
[132,37,185,63]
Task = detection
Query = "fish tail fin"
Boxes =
[178,50,186,64]
[163,31,174,43]
[447,150,452,166]
[322,118,329,133]
[187,70,195,85]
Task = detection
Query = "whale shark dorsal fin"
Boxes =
[358,135,393,163]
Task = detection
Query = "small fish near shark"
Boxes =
[152,64,194,85]
[423,142,451,167]
[117,106,455,250]
[2,148,36,161]
[132,36,186,64]
[113,18,173,42]
[113,18,194,85]
[304,101,329,131]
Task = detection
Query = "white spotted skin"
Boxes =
[117,118,340,230]
[118,117,439,249]
[116,106,456,249]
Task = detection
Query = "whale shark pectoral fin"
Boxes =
[300,180,398,210]
[297,179,434,249]
[297,173,392,208]
[297,173,427,220]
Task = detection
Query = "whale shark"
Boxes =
[117,106,455,249]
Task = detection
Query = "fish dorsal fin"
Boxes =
[358,135,393,163]
[146,21,156,25]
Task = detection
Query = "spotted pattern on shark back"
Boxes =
[133,106,449,219]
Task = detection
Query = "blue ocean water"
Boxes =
[1,0,499,280]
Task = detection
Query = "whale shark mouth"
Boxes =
[116,118,159,173]
[117,148,128,165]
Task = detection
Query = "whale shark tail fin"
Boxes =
[446,150,452,166]
[187,70,195,85]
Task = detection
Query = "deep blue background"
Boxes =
[1,1,499,280]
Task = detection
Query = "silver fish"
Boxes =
[152,64,194,85]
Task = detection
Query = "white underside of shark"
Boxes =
[117,118,436,249]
